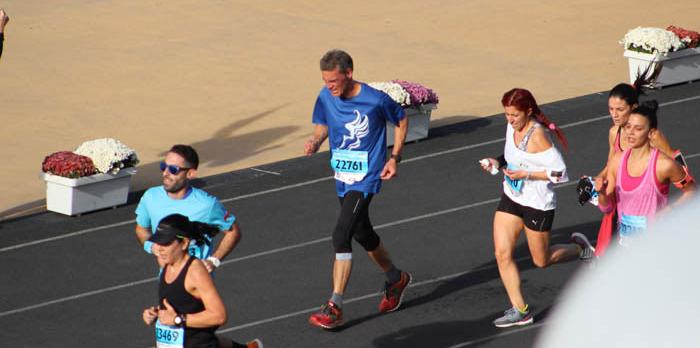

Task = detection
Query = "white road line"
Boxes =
[0,220,134,252]
[0,277,157,317]
[0,183,574,318]
[216,256,534,335]
[249,167,281,176]
[1,155,697,317]
[6,135,698,317]
[445,322,546,348]
[2,94,699,253]
[658,95,700,107]
[145,264,543,348]
[220,177,331,203]
[0,197,506,318]
[144,263,518,348]
[2,140,697,317]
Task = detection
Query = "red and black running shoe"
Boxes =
[378,271,412,313]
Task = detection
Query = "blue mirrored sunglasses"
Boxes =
[159,161,191,175]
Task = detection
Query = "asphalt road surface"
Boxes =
[1,82,699,347]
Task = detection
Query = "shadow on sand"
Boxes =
[0,103,299,222]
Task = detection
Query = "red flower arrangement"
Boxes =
[42,151,97,178]
[667,25,700,48]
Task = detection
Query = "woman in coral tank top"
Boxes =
[595,100,695,247]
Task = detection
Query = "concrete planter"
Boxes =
[43,167,137,216]
[387,103,436,146]
[624,47,700,88]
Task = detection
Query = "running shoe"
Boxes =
[378,271,412,313]
[309,301,344,329]
[246,339,263,348]
[571,232,596,263]
[493,306,533,328]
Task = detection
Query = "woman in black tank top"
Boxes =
[142,214,262,348]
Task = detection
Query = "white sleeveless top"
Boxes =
[502,122,568,211]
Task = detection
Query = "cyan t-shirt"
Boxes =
[312,82,405,196]
[135,186,235,259]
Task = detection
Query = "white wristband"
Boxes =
[206,256,221,268]
[143,241,154,254]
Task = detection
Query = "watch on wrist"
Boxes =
[390,153,402,163]
[207,256,221,268]
[174,313,186,327]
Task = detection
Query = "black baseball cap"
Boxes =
[148,214,191,245]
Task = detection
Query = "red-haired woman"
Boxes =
[480,88,587,328]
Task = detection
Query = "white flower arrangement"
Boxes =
[368,81,412,107]
[620,27,684,55]
[75,138,139,174]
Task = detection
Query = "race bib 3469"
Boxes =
[155,320,184,348]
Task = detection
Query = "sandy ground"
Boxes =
[1,0,698,219]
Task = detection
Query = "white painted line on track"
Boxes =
[658,95,700,107]
[145,262,524,348]
[445,322,546,348]
[0,182,576,318]
[4,146,700,317]
[220,176,331,203]
[0,277,157,317]
[0,220,134,252]
[144,262,544,348]
[249,167,281,176]
[214,256,534,336]
[2,94,699,253]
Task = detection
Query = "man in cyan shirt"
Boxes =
[135,144,241,272]
[304,49,412,329]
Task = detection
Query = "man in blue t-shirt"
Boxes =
[135,144,241,273]
[304,49,412,329]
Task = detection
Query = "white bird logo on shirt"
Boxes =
[339,110,369,150]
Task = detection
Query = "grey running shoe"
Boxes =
[571,232,596,263]
[493,306,533,328]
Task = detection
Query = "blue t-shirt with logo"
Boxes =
[312,83,405,196]
[135,186,235,259]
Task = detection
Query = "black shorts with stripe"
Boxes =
[496,193,555,232]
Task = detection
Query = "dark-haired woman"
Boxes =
[592,76,682,256]
[595,101,695,247]
[480,88,586,328]
[142,214,262,348]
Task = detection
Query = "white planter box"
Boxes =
[43,167,137,216]
[387,103,436,146]
[624,47,700,88]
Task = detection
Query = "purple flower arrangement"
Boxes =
[392,79,439,106]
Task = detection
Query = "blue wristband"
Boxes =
[143,241,154,254]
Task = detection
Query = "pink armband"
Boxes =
[598,200,613,214]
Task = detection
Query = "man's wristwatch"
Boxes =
[174,313,186,327]
[206,256,221,268]
[390,153,402,163]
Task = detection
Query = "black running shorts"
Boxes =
[332,190,381,253]
[496,193,555,232]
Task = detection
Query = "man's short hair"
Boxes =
[168,144,199,169]
[320,49,353,72]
